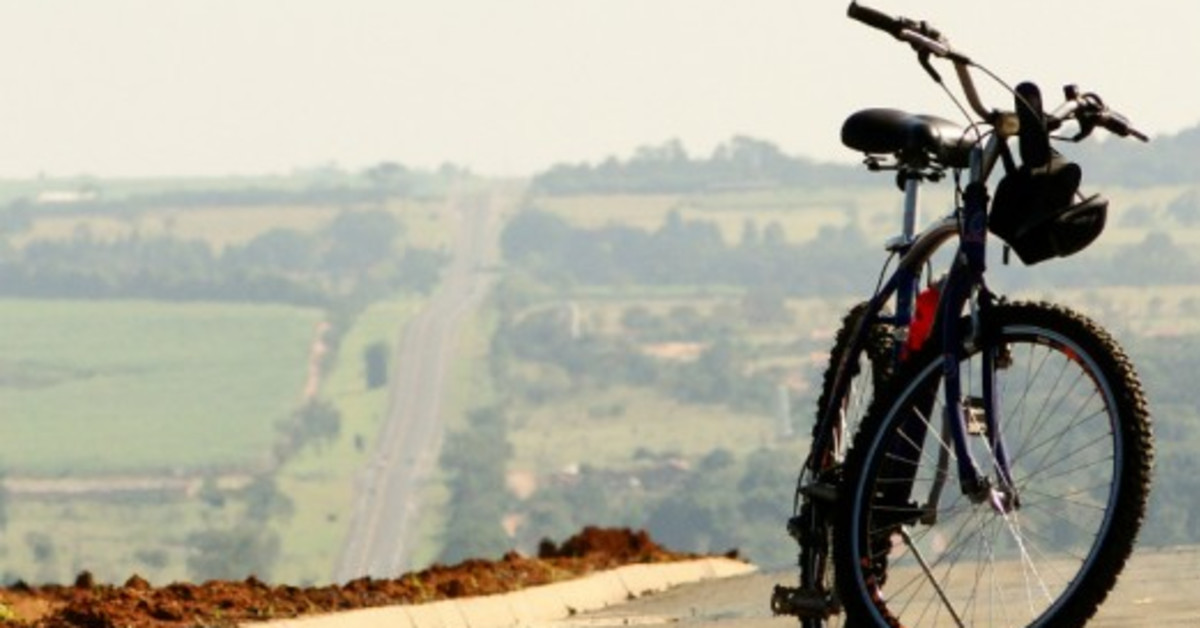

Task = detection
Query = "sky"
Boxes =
[0,1,1194,178]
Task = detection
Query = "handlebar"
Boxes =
[846,1,906,37]
[847,2,984,118]
[1048,88,1150,142]
[846,1,1148,144]
[847,2,958,61]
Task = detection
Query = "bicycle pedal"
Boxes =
[770,585,840,619]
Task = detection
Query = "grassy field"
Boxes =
[1,496,205,585]
[0,297,436,586]
[0,299,322,475]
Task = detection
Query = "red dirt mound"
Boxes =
[0,527,704,628]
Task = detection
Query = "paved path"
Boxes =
[568,546,1200,627]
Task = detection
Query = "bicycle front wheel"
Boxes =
[833,302,1152,627]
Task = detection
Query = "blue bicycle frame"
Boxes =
[807,135,1019,510]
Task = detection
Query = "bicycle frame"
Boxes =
[806,134,1017,509]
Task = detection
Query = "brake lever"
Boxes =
[918,50,943,83]
[1069,118,1097,142]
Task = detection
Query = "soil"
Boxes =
[0,527,719,628]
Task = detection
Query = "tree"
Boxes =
[241,476,295,523]
[500,210,572,265]
[393,247,448,294]
[437,406,515,564]
[322,210,402,275]
[278,400,342,456]
[297,400,341,447]
[1166,189,1200,226]
[1110,231,1197,284]
[741,286,792,326]
[186,525,281,581]
[229,228,318,272]
[364,161,410,195]
[25,532,56,565]
[363,341,389,389]
[0,467,8,532]
[738,219,761,249]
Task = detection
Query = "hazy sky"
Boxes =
[0,1,1194,178]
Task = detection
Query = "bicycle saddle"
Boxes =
[841,108,971,168]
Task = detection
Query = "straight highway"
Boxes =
[332,188,503,582]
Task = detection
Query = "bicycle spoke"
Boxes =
[1020,478,1113,507]
[1017,410,1108,480]
[1011,395,1105,473]
[900,527,967,627]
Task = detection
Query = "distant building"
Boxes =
[639,342,705,362]
[35,189,100,205]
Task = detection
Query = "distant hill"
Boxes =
[532,124,1200,195]
[530,136,873,195]
[1070,123,1200,186]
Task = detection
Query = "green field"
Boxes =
[1,496,205,585]
[0,297,436,586]
[0,299,322,475]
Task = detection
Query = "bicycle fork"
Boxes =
[935,181,1019,511]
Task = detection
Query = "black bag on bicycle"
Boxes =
[989,81,1109,265]
[989,151,1108,265]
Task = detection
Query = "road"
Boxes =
[563,546,1200,627]
[332,188,502,582]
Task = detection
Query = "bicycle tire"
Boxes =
[811,301,895,468]
[833,301,1152,627]
[797,303,892,628]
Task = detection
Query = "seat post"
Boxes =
[882,171,926,351]
[902,174,921,243]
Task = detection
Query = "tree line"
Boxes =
[0,161,466,218]
[532,137,871,195]
[489,295,786,416]
[501,207,1200,298]
[530,125,1200,195]
[435,402,797,566]
[501,208,878,296]
[0,209,447,305]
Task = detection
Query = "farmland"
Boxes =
[0,299,322,475]
[2,155,1200,587]
[0,169,459,584]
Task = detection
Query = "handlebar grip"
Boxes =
[847,2,903,37]
[1101,112,1150,142]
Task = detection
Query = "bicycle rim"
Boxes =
[836,303,1150,627]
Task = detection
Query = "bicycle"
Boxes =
[770,4,1154,627]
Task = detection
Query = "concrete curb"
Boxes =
[246,557,756,628]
